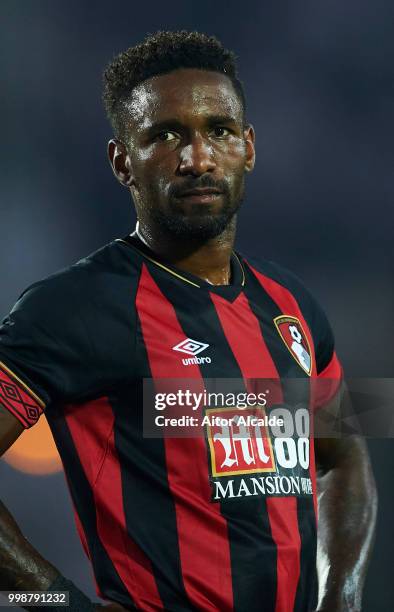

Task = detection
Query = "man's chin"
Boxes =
[158,212,236,240]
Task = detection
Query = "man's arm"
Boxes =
[314,431,377,611]
[0,405,61,593]
[0,497,60,585]
[0,406,125,611]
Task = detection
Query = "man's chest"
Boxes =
[133,286,315,380]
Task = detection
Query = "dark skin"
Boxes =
[0,68,376,611]
[313,434,377,611]
[108,68,255,285]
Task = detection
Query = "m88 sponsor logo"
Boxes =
[206,405,312,501]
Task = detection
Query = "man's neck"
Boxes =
[134,220,236,286]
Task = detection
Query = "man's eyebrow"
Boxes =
[206,114,239,126]
[144,119,185,136]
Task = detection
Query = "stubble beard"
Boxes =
[150,183,244,241]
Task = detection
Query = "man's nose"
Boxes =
[178,136,216,176]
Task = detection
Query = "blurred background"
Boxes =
[0,0,393,610]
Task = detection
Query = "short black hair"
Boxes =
[103,30,246,139]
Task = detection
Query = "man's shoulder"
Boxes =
[239,251,336,359]
[11,238,141,316]
[239,251,314,303]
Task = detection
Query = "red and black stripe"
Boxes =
[243,261,318,612]
[46,404,138,610]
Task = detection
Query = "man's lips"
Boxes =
[176,188,223,203]
[178,187,222,196]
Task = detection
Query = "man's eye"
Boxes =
[156,131,177,142]
[212,127,231,138]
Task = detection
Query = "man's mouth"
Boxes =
[177,188,223,204]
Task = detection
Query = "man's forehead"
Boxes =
[124,69,243,128]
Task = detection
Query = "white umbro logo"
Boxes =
[172,338,212,365]
[173,338,209,356]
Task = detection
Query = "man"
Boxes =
[0,31,377,612]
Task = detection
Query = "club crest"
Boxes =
[273,315,313,375]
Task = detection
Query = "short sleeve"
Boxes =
[309,299,343,409]
[306,294,341,377]
[264,259,342,378]
[0,272,96,428]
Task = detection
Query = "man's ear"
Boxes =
[107,139,135,187]
[243,124,256,173]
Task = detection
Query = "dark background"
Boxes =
[0,1,393,610]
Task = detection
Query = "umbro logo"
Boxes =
[173,338,209,356]
[172,338,212,366]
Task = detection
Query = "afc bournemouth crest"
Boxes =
[274,315,313,376]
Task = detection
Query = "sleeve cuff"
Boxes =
[0,360,46,428]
